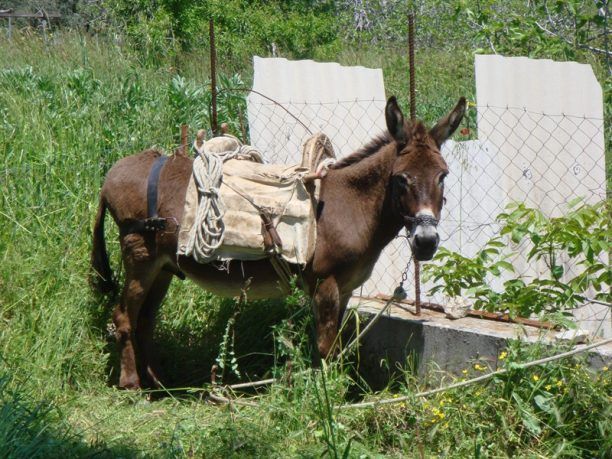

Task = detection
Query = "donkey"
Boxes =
[91,96,466,389]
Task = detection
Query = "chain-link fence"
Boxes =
[246,97,388,161]
[244,96,609,336]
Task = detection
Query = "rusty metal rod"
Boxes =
[408,13,416,120]
[408,12,420,315]
[180,124,188,155]
[373,294,559,330]
[414,260,421,315]
[209,19,218,136]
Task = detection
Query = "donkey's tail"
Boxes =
[90,195,117,296]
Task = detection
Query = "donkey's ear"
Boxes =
[429,97,467,148]
[385,96,407,145]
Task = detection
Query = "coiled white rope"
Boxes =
[184,151,227,263]
[184,137,264,264]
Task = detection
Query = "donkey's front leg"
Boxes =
[313,276,344,358]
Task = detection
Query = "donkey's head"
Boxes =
[386,96,466,261]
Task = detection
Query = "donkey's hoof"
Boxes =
[119,375,141,390]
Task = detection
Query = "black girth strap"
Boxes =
[123,155,185,280]
[123,155,168,233]
[147,155,169,219]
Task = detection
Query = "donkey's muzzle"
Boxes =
[411,224,440,261]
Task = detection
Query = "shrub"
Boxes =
[424,200,611,318]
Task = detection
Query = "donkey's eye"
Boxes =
[403,173,414,186]
[438,173,447,186]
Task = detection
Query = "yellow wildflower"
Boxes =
[545,384,552,391]
[556,380,563,388]
[532,375,540,382]
[499,351,508,360]
[474,363,486,372]
[462,369,468,375]
[603,366,608,372]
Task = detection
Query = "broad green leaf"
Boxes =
[534,394,554,414]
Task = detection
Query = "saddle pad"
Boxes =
[177,159,317,265]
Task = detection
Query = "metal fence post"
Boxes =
[408,12,422,316]
[408,13,416,120]
[209,19,218,137]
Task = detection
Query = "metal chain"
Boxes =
[393,253,413,301]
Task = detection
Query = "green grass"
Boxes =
[0,31,610,457]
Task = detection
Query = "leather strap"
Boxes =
[147,155,169,218]
[122,155,185,280]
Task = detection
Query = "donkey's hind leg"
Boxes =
[136,270,173,388]
[112,233,160,389]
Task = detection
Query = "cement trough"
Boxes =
[348,297,611,390]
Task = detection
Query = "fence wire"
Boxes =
[244,97,609,337]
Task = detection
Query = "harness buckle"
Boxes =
[142,217,167,232]
[160,217,180,235]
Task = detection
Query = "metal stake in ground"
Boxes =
[181,124,188,155]
[209,19,218,137]
[408,13,416,121]
[408,11,421,316]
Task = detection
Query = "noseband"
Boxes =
[404,214,439,227]
[403,214,439,237]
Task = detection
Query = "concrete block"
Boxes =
[348,298,611,390]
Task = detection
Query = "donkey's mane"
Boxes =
[330,132,392,170]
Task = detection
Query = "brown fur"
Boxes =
[330,133,392,170]
[91,97,466,389]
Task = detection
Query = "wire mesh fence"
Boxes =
[244,95,609,336]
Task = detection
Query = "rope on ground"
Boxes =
[337,336,612,410]
[207,392,258,407]
[227,377,278,390]
[203,337,612,410]
[336,296,395,360]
